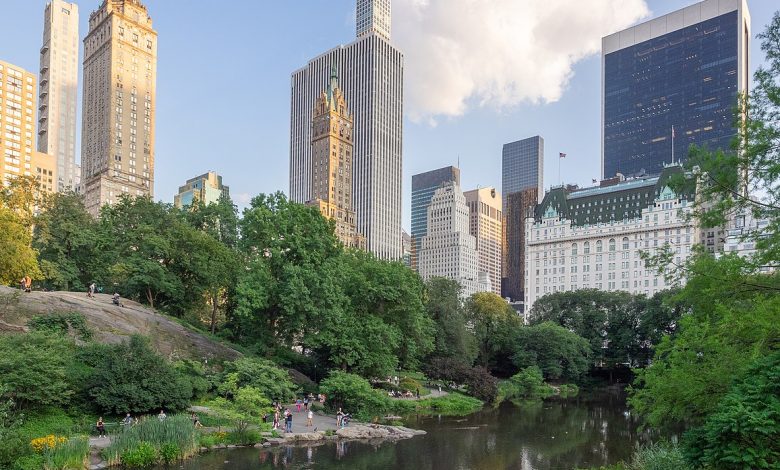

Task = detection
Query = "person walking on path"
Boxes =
[296,398,302,412]
[88,282,96,298]
[306,409,313,427]
[336,408,344,427]
[303,396,309,411]
[96,417,106,438]
[284,409,293,433]
[273,410,280,430]
[24,275,32,293]
[122,413,133,427]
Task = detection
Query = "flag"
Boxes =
[559,152,566,159]
[671,125,675,139]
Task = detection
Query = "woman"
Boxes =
[96,417,106,438]
[273,410,280,430]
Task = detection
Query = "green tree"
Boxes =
[208,386,272,437]
[425,277,477,364]
[33,191,97,291]
[182,194,240,248]
[0,206,40,285]
[466,292,520,373]
[318,370,388,419]
[219,358,297,403]
[512,322,592,382]
[0,175,37,229]
[499,367,553,402]
[84,336,193,414]
[0,333,74,408]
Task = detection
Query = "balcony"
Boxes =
[40,44,49,54]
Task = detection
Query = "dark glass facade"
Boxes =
[604,11,740,178]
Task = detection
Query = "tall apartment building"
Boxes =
[501,136,544,301]
[419,181,488,297]
[290,0,403,260]
[173,171,229,209]
[81,0,157,216]
[602,0,750,179]
[410,166,460,270]
[307,68,365,249]
[38,0,79,192]
[357,0,391,40]
[524,166,699,312]
[464,187,503,295]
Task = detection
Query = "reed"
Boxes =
[42,436,90,470]
[102,415,198,466]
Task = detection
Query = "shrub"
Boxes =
[12,454,44,470]
[103,415,198,466]
[121,441,158,468]
[173,359,215,399]
[207,386,272,439]
[158,442,180,464]
[218,358,297,402]
[85,335,193,414]
[558,384,580,398]
[43,436,89,470]
[423,358,498,402]
[463,367,498,403]
[226,429,260,446]
[319,371,389,420]
[27,312,93,341]
[631,442,691,470]
[398,377,422,393]
[499,367,553,402]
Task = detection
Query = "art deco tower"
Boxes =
[290,0,403,260]
[308,68,365,249]
[81,0,157,216]
[38,0,79,192]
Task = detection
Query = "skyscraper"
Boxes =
[38,0,79,192]
[418,181,487,298]
[307,68,365,249]
[464,187,502,295]
[602,0,750,178]
[81,0,157,216]
[357,0,391,40]
[410,166,460,270]
[173,171,229,209]
[290,0,403,260]
[501,136,544,301]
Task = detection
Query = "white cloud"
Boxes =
[394,0,650,123]
[234,192,252,206]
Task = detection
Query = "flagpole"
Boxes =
[671,125,675,165]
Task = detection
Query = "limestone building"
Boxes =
[307,68,365,249]
[290,0,403,260]
[524,166,699,313]
[419,182,489,298]
[174,171,229,209]
[80,0,157,216]
[464,187,503,295]
[38,0,79,192]
[411,166,460,271]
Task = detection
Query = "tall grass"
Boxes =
[42,436,89,470]
[102,415,198,466]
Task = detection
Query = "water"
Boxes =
[167,392,650,470]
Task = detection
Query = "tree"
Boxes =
[0,175,37,229]
[182,194,239,249]
[208,386,271,438]
[219,358,297,403]
[511,322,592,382]
[0,333,74,408]
[425,278,477,364]
[499,367,553,402]
[318,371,388,419]
[466,292,520,373]
[0,206,40,285]
[33,191,97,291]
[84,336,193,414]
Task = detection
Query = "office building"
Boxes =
[401,229,412,267]
[307,68,365,249]
[419,181,488,297]
[290,0,404,260]
[464,187,502,295]
[410,166,460,270]
[32,151,57,199]
[501,136,544,301]
[722,212,773,273]
[602,0,750,178]
[38,0,79,192]
[174,171,229,209]
[357,0,391,41]
[81,0,157,216]
[503,187,538,302]
[524,166,699,312]
[0,61,44,187]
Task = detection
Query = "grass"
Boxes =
[102,414,199,466]
[42,436,89,470]
[390,392,483,416]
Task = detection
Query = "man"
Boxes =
[158,409,167,421]
[122,413,133,426]
[24,275,32,293]
[285,408,293,433]
[307,409,313,427]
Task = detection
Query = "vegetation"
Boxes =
[207,386,272,443]
[497,367,553,402]
[318,371,389,420]
[512,322,591,382]
[103,415,199,467]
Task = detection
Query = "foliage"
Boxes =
[498,367,554,403]
[173,359,214,400]
[218,357,297,402]
[630,442,691,470]
[558,384,580,399]
[318,371,389,420]
[103,415,199,466]
[0,205,41,285]
[512,322,592,382]
[682,351,780,469]
[159,442,180,464]
[30,434,67,453]
[398,377,423,393]
[529,289,684,368]
[0,333,75,409]
[391,392,483,416]
[466,292,521,374]
[423,357,499,403]
[207,386,272,439]
[84,335,193,414]
[27,312,93,341]
[424,277,477,364]
[42,436,89,470]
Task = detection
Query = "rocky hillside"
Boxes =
[0,286,240,362]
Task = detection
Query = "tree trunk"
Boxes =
[210,291,218,334]
[146,287,154,308]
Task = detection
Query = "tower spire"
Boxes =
[327,64,339,106]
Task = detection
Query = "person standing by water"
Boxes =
[273,409,280,430]
[303,396,309,411]
[307,409,313,427]
[336,408,344,427]
[285,409,293,433]
[96,417,106,438]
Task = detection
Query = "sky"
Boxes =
[0,0,776,231]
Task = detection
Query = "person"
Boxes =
[306,409,313,427]
[112,293,123,306]
[88,282,96,298]
[24,275,32,293]
[122,413,133,426]
[273,410,280,430]
[19,277,26,291]
[416,388,420,399]
[285,409,293,433]
[336,408,344,427]
[96,417,106,438]
[296,397,302,412]
[158,409,167,421]
[303,396,309,411]
[191,413,202,428]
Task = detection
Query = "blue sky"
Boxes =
[0,0,776,230]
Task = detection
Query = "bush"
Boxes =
[12,454,44,470]
[319,371,389,420]
[226,429,260,445]
[43,436,89,470]
[85,336,193,414]
[27,312,93,341]
[398,376,422,393]
[158,442,180,464]
[558,384,580,398]
[631,442,691,470]
[173,360,215,399]
[218,358,297,402]
[499,367,553,402]
[121,441,158,468]
[464,367,498,403]
[103,415,198,466]
[423,358,498,402]
[683,351,780,469]
[207,386,272,438]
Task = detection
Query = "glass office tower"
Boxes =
[602,0,750,179]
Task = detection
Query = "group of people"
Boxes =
[96,409,201,438]
[388,389,420,399]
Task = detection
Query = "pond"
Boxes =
[164,391,651,469]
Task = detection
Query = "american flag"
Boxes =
[559,152,566,159]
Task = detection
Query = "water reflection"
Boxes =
[166,391,653,470]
